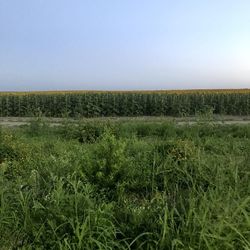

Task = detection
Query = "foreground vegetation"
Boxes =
[0,117,249,249]
[0,89,249,117]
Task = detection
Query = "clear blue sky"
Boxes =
[0,0,250,91]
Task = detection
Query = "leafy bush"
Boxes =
[156,139,196,164]
[76,122,105,143]
[0,143,17,164]
[83,132,128,196]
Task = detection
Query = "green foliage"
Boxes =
[59,121,109,143]
[0,131,20,164]
[0,92,249,117]
[0,143,18,164]
[83,131,128,194]
[0,121,250,249]
[157,139,196,163]
[26,111,50,136]
[76,122,106,143]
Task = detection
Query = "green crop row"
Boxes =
[0,92,249,117]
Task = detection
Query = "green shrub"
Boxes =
[76,122,105,143]
[83,131,128,195]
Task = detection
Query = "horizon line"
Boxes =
[0,87,249,94]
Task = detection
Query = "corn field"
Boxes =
[0,89,249,117]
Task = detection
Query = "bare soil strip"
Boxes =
[0,116,250,127]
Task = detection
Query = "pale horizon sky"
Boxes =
[0,0,250,91]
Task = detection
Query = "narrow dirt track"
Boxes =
[0,116,250,127]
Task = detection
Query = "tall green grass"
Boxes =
[0,120,249,249]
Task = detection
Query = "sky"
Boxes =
[0,0,250,91]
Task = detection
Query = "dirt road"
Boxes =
[0,116,250,127]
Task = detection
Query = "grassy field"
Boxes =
[0,117,250,249]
